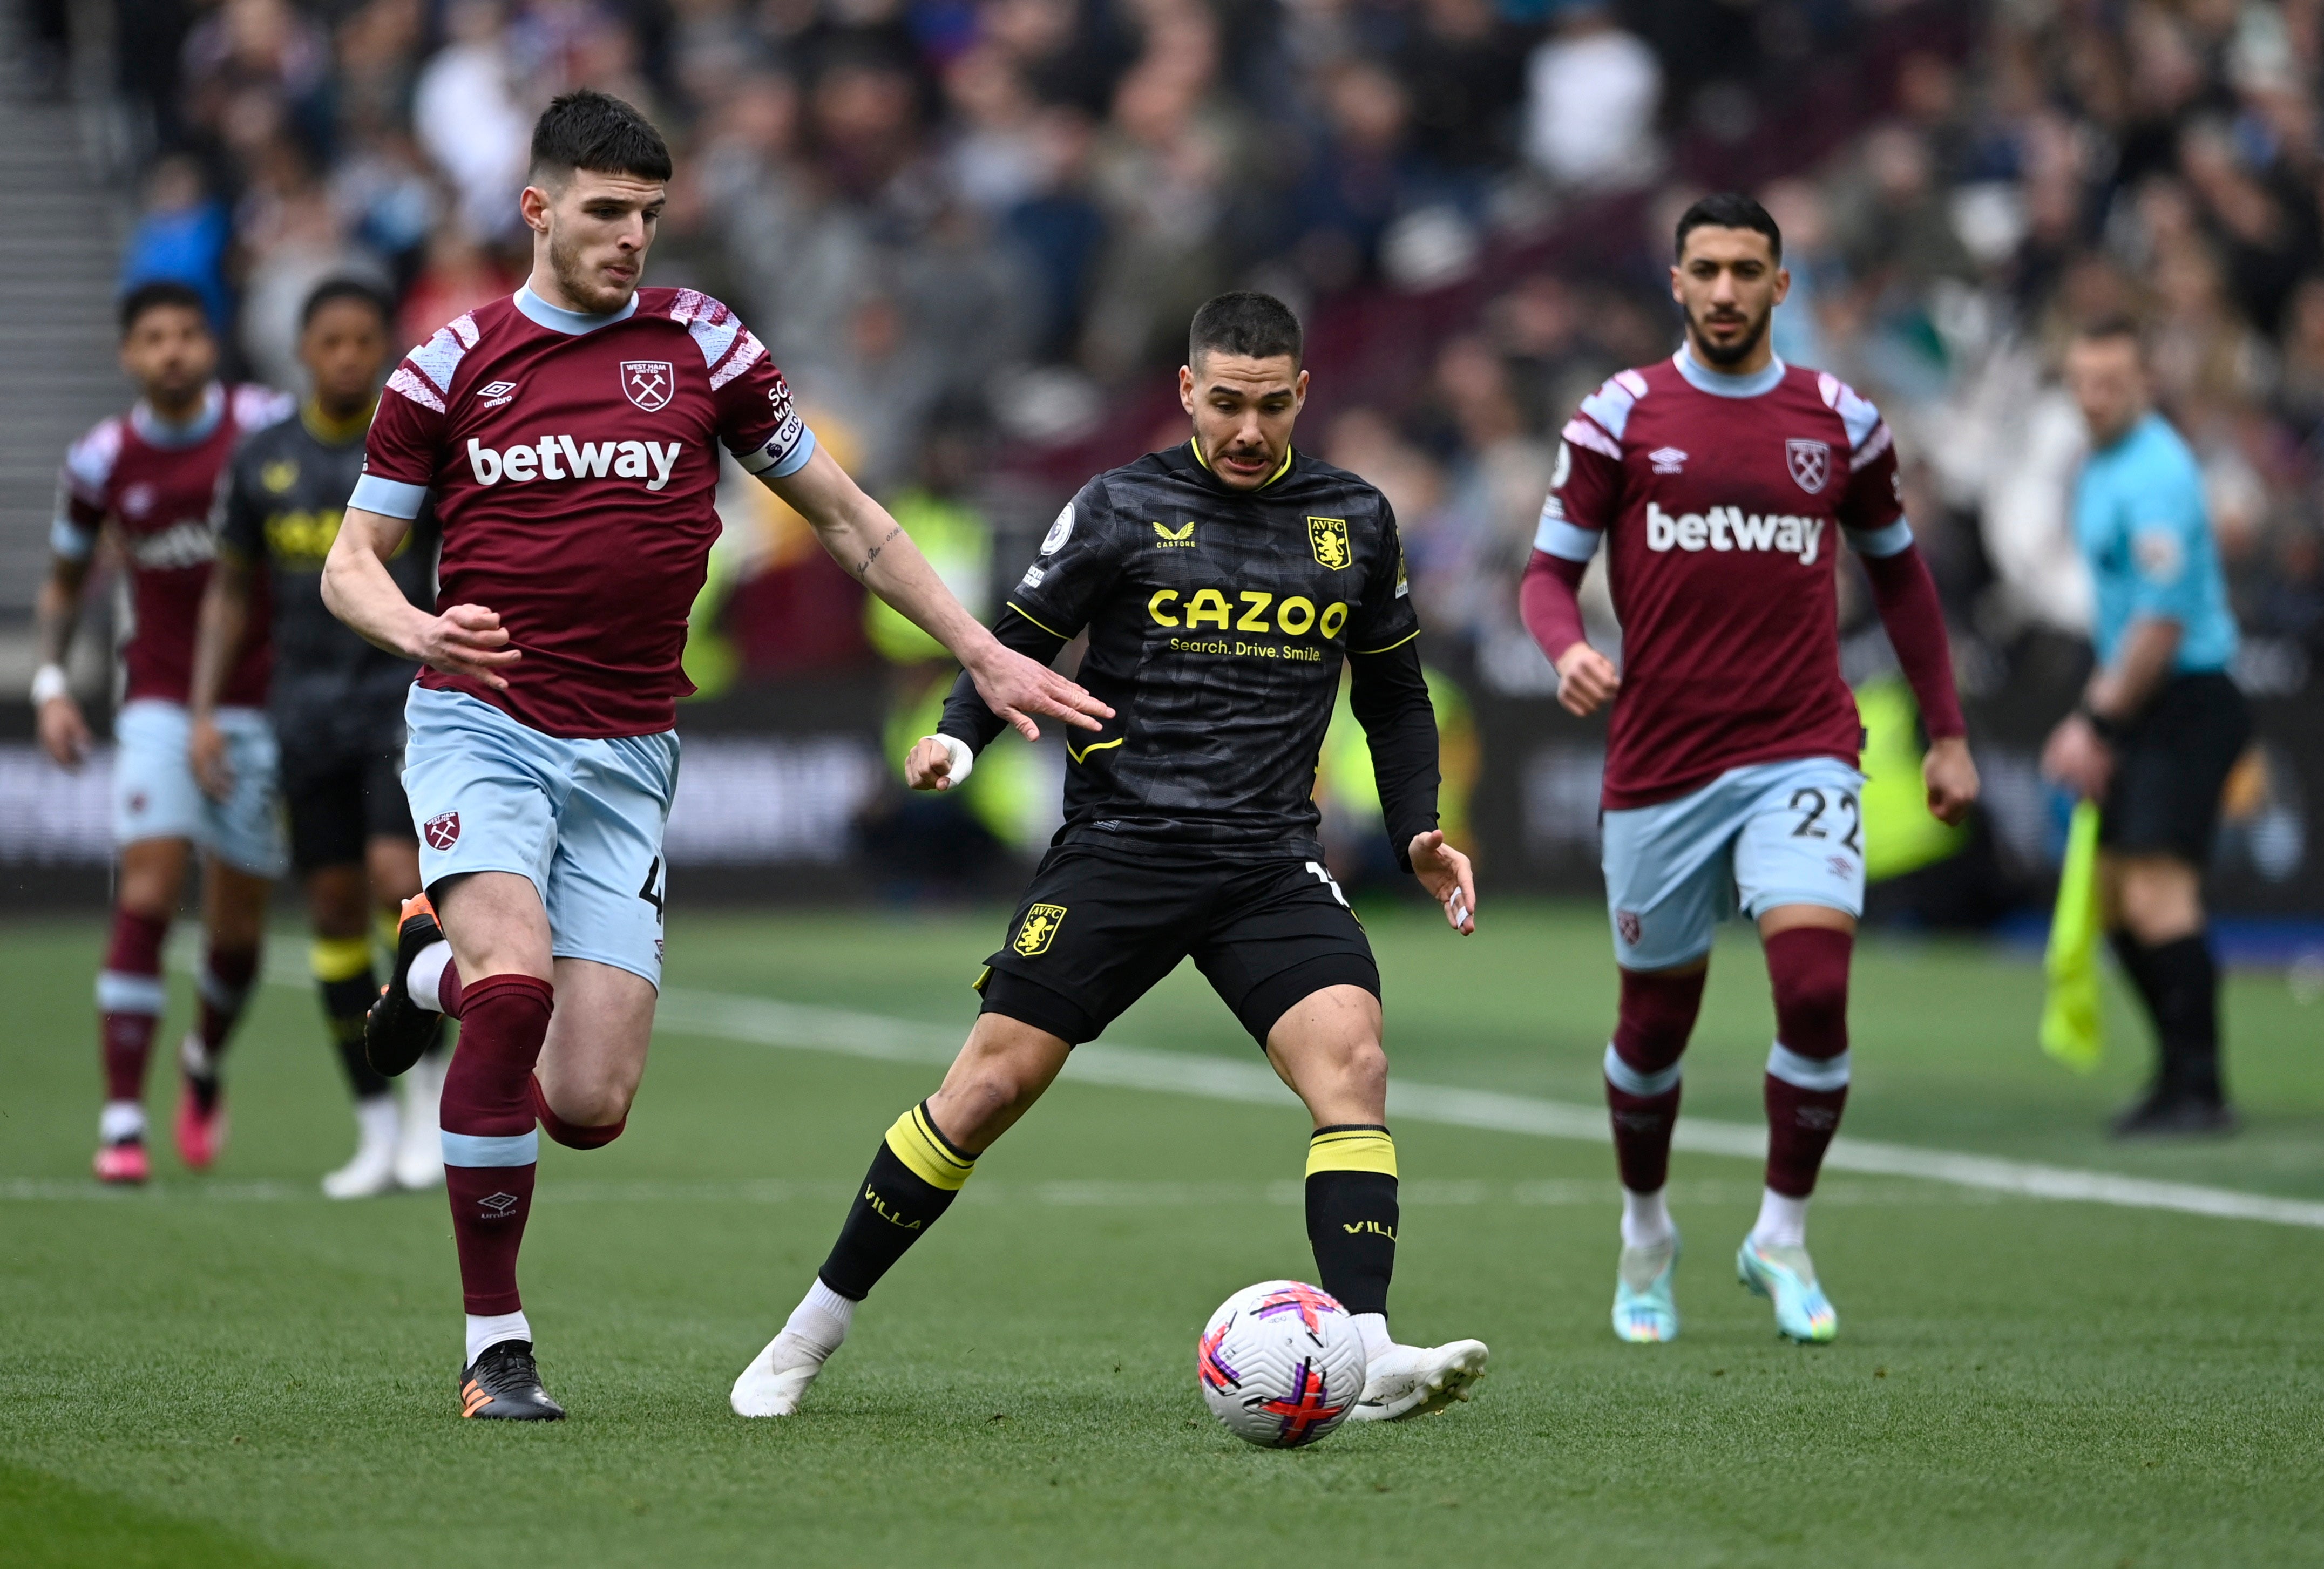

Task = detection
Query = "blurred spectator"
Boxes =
[1393,0,1530,179]
[1288,59,1424,293]
[120,154,233,330]
[1523,0,1660,192]
[413,0,530,242]
[398,226,518,344]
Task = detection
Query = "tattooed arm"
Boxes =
[761,442,1109,739]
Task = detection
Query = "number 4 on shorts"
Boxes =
[638,855,666,919]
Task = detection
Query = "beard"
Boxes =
[1688,304,1769,367]
[547,226,637,314]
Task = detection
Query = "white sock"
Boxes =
[780,1278,855,1359]
[353,1095,399,1153]
[1621,1186,1673,1248]
[465,1310,532,1366]
[406,941,453,1013]
[1750,1188,1809,1249]
[1351,1312,1393,1366]
[100,1101,145,1144]
[402,1052,445,1120]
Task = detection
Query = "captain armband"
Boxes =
[735,416,818,480]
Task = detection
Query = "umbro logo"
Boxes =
[477,380,518,409]
[1648,447,1688,474]
[478,1192,519,1216]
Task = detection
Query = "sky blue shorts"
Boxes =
[401,686,677,987]
[111,699,286,878]
[1600,757,1866,971]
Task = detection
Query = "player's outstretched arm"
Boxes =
[323,506,519,688]
[907,610,1074,791]
[765,446,1110,741]
[187,549,255,800]
[31,551,94,769]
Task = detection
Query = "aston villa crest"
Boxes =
[1307,515,1352,570]
[621,360,674,412]
[1013,903,1066,956]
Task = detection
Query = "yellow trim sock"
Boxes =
[883,1102,978,1192]
[310,935,375,984]
[1306,1124,1398,1178]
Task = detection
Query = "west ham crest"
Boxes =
[621,360,675,412]
[1786,438,1831,494]
[424,811,461,851]
[1616,909,1642,946]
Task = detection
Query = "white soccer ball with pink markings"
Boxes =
[1196,1279,1367,1449]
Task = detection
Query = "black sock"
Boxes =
[2109,930,2163,1019]
[1304,1125,1399,1318]
[321,973,391,1100]
[2143,934,2224,1103]
[817,1101,977,1301]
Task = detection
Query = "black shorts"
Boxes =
[281,739,415,873]
[2098,671,2253,867]
[976,843,1380,1048]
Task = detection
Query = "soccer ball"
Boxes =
[1196,1280,1367,1449]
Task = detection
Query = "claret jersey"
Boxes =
[56,382,293,708]
[1540,347,1908,808]
[353,286,815,738]
[944,442,1421,860]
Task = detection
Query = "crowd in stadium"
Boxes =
[92,0,2324,679]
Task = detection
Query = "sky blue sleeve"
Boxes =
[2122,458,2208,624]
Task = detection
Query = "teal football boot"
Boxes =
[1736,1238,1837,1343]
[1611,1232,1679,1343]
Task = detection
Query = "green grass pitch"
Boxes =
[3,901,2322,1566]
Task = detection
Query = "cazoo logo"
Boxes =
[1147,587,1352,640]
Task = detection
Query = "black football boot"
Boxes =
[459,1340,566,1421]
[366,893,448,1078]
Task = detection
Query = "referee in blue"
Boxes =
[2042,318,2250,1136]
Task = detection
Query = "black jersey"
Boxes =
[941,441,1439,866]
[214,402,437,742]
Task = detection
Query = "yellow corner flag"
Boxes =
[2041,801,2105,1071]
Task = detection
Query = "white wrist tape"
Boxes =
[920,733,974,785]
[30,664,69,707]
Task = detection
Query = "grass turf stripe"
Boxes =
[648,988,2324,1232]
[0,1176,2003,1207]
[197,951,2324,1232]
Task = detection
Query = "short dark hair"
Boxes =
[119,279,209,337]
[529,88,673,186]
[1675,193,1783,262]
[2074,314,2144,349]
[1189,291,1303,368]
[300,276,393,331]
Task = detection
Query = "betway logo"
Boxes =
[1645,501,1825,565]
[467,436,681,491]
